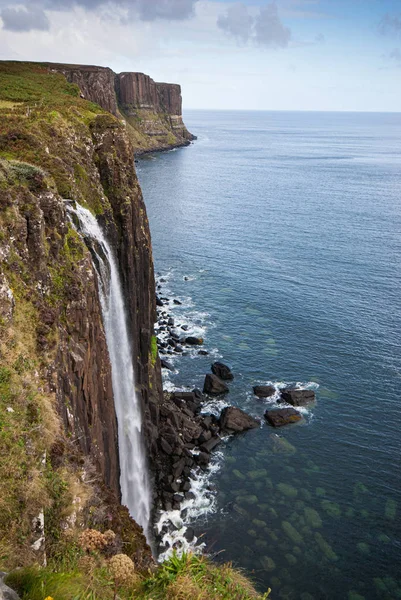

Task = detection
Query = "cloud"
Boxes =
[217,3,254,43]
[388,48,401,67]
[0,0,198,32]
[254,3,290,48]
[217,2,291,49]
[1,6,50,32]
[379,13,401,36]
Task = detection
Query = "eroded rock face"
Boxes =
[47,63,119,116]
[47,63,195,152]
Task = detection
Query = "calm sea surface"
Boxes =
[137,111,401,600]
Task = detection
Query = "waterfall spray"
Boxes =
[67,203,151,538]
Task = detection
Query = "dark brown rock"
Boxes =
[219,407,259,433]
[200,436,221,453]
[280,389,315,406]
[211,361,234,380]
[265,408,303,427]
[253,385,276,398]
[203,373,229,396]
[185,336,204,346]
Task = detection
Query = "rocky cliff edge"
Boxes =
[45,62,195,154]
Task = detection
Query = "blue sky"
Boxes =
[0,0,400,111]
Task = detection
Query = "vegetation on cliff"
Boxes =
[6,549,270,600]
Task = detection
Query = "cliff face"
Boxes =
[47,63,119,116]
[47,62,195,154]
[0,61,156,567]
[117,73,182,115]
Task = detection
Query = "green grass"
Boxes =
[5,551,271,600]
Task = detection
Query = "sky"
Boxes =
[0,0,401,111]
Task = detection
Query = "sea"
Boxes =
[136,110,401,600]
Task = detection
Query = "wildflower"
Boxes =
[78,528,107,552]
[108,553,137,586]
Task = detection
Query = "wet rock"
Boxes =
[173,299,182,305]
[203,373,229,396]
[156,296,164,307]
[160,359,174,371]
[160,437,173,455]
[211,362,234,381]
[184,527,195,543]
[280,388,315,406]
[219,406,259,433]
[181,324,189,331]
[198,350,209,355]
[197,451,210,465]
[253,385,275,398]
[265,408,302,427]
[200,436,221,453]
[185,336,204,345]
[168,317,174,326]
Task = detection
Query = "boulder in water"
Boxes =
[265,408,302,427]
[211,361,234,380]
[219,406,259,433]
[253,385,275,398]
[203,373,229,395]
[186,336,204,345]
[160,359,174,371]
[280,389,315,406]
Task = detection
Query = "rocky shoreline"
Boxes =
[151,276,316,555]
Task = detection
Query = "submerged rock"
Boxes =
[282,521,303,545]
[270,434,297,454]
[203,373,229,396]
[219,406,259,433]
[280,388,315,406]
[265,408,302,427]
[253,385,275,398]
[314,532,338,561]
[211,361,234,380]
[277,483,298,498]
[304,507,322,528]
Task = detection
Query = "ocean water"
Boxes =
[136,111,401,600]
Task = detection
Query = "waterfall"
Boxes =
[67,203,151,537]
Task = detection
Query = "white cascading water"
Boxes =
[67,202,151,538]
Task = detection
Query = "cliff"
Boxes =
[0,61,157,568]
[46,62,195,154]
[0,61,269,600]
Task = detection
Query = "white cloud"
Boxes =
[217,2,291,48]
